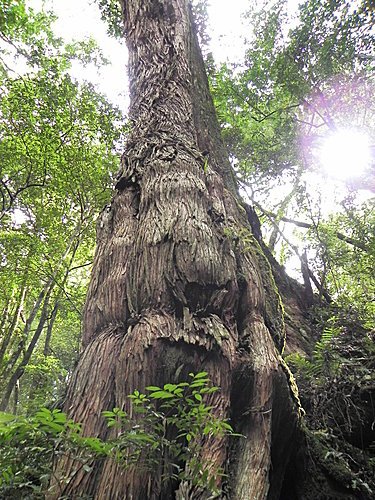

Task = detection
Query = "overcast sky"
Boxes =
[28,0,300,111]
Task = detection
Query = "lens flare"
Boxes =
[318,129,372,180]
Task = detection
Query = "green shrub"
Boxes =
[0,372,236,498]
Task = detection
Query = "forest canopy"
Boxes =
[0,0,374,498]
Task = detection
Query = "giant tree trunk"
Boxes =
[51,1,300,498]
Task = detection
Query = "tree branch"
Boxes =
[256,206,369,252]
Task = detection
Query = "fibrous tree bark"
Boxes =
[51,1,301,498]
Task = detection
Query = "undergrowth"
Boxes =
[0,372,237,498]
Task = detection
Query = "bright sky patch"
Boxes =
[318,129,372,180]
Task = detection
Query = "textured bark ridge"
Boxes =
[51,1,300,498]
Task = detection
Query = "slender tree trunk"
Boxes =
[0,231,82,411]
[0,282,53,411]
[2,285,47,377]
[0,295,12,336]
[12,379,19,415]
[51,1,300,498]
[44,300,59,356]
[0,285,27,367]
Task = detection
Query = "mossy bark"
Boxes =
[50,1,300,498]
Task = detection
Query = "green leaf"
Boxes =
[146,386,162,392]
[164,384,177,392]
[0,412,16,423]
[102,410,116,417]
[149,391,175,399]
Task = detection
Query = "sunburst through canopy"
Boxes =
[318,129,372,180]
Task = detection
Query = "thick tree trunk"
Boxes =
[51,1,300,498]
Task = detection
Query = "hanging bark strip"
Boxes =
[50,1,300,498]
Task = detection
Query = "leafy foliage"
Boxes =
[125,371,235,493]
[0,0,127,413]
[286,321,342,379]
[0,407,111,498]
[210,0,375,326]
[0,374,236,498]
[95,0,124,38]
[286,313,375,496]
[304,198,375,327]
[286,313,375,444]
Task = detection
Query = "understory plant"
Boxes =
[0,372,236,498]
[285,315,375,497]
